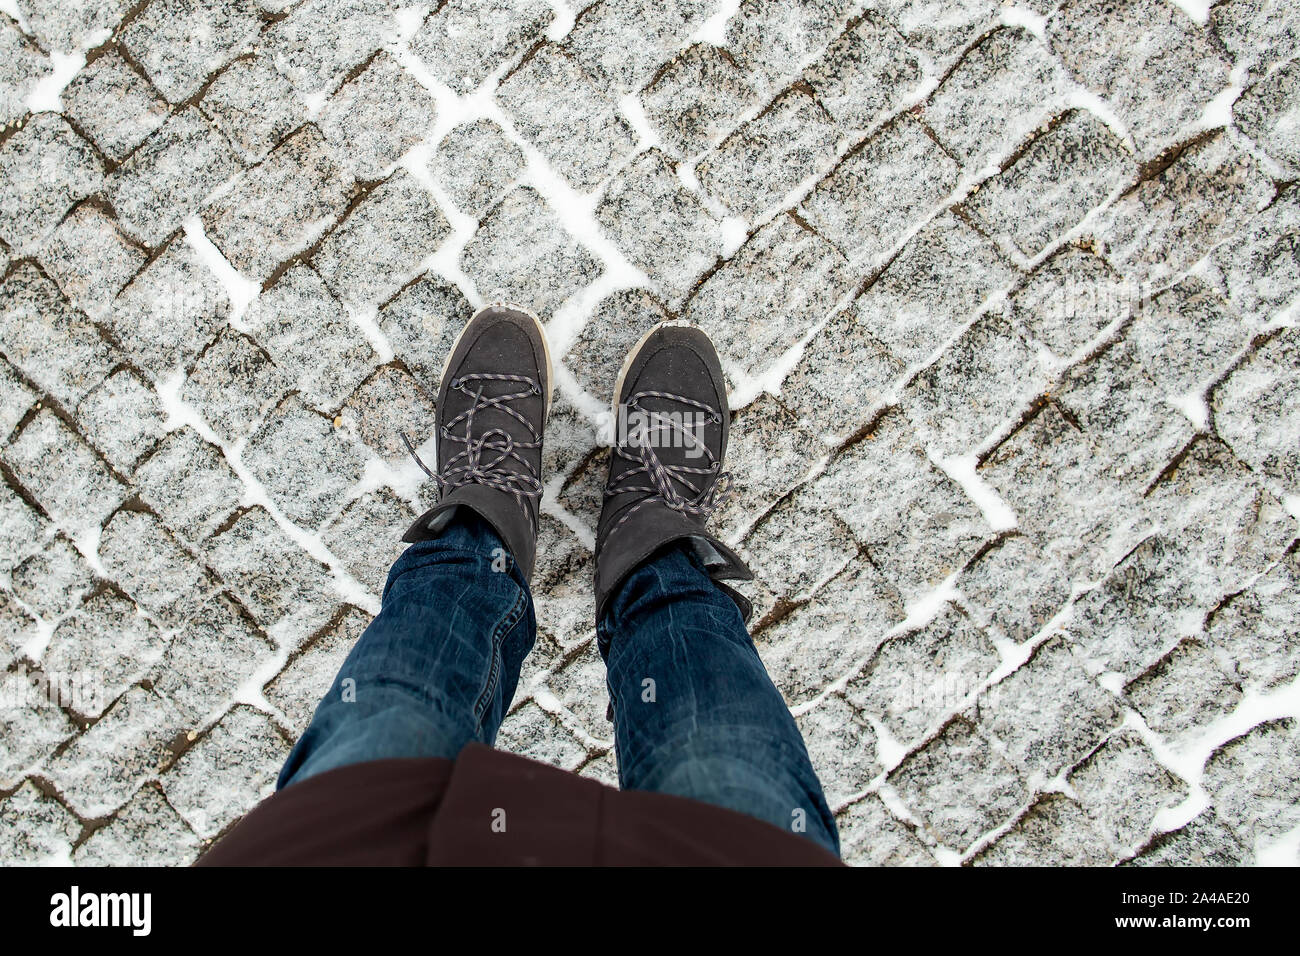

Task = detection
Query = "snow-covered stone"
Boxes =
[563,288,668,399]
[967,110,1134,259]
[1213,327,1300,493]
[17,0,130,54]
[972,792,1111,865]
[600,150,722,305]
[687,212,853,377]
[39,204,146,321]
[75,369,168,474]
[902,311,1045,455]
[804,11,922,133]
[1203,717,1300,846]
[808,410,991,599]
[1069,729,1188,854]
[3,409,126,532]
[411,0,552,95]
[107,107,240,247]
[924,27,1067,170]
[205,506,339,643]
[847,603,999,744]
[319,51,435,179]
[0,264,116,406]
[74,784,201,867]
[153,592,272,722]
[738,485,861,604]
[697,87,840,219]
[338,365,436,463]
[0,781,80,866]
[241,395,368,529]
[1098,133,1272,285]
[263,0,402,95]
[1210,0,1300,80]
[891,714,1029,853]
[0,484,47,577]
[1211,188,1300,323]
[45,686,183,818]
[1235,58,1300,176]
[0,113,101,254]
[713,393,817,540]
[1007,245,1128,359]
[1127,809,1252,866]
[121,0,262,104]
[179,329,289,443]
[202,125,351,282]
[265,606,367,733]
[108,238,229,379]
[801,113,960,268]
[871,0,997,72]
[1126,638,1244,741]
[314,170,451,309]
[641,43,758,160]
[856,210,1018,367]
[376,273,471,393]
[98,510,215,628]
[431,119,525,218]
[1205,553,1300,692]
[976,635,1123,778]
[134,427,244,545]
[1048,0,1231,156]
[8,534,94,619]
[162,704,289,838]
[798,695,880,806]
[494,43,634,191]
[461,185,601,318]
[566,0,708,93]
[496,700,590,770]
[837,794,936,866]
[62,50,168,163]
[754,556,904,707]
[320,489,414,594]
[0,16,48,128]
[43,590,168,719]
[724,0,858,93]
[201,55,303,163]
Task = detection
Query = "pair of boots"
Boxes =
[401,304,753,622]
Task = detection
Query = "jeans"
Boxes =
[278,516,840,856]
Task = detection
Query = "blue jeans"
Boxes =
[278,516,840,856]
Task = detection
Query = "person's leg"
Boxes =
[598,545,840,856]
[592,322,838,855]
[278,301,553,789]
[278,515,535,787]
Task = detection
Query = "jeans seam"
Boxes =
[472,581,528,729]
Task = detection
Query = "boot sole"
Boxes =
[441,301,555,423]
[609,319,695,423]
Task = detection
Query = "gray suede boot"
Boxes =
[402,303,552,581]
[594,321,753,622]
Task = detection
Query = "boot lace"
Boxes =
[605,390,731,527]
[400,372,543,515]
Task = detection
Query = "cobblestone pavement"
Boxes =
[1,0,1298,867]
